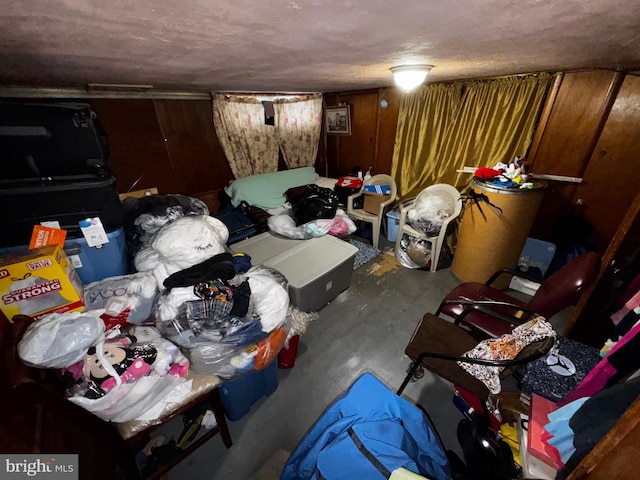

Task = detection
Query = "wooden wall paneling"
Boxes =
[374,87,401,176]
[528,70,618,176]
[335,91,378,176]
[571,74,640,252]
[89,99,178,195]
[567,187,640,345]
[528,70,618,240]
[526,73,563,164]
[316,122,328,177]
[153,99,233,212]
[530,182,580,240]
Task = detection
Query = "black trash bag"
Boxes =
[290,184,339,226]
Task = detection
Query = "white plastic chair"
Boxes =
[394,184,462,272]
[347,174,397,249]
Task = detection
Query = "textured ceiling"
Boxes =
[1,0,640,93]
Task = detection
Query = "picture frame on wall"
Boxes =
[325,105,351,135]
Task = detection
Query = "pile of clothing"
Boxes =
[474,157,533,189]
[17,195,297,424]
[128,209,291,380]
[154,256,291,379]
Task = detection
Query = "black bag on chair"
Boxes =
[456,414,521,480]
[290,184,339,226]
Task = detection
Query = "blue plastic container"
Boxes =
[219,361,279,421]
[63,227,130,284]
[386,208,401,242]
[386,199,415,243]
[0,227,130,285]
[517,237,556,277]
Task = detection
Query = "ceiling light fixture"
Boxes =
[390,65,433,91]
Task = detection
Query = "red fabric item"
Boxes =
[474,167,502,179]
[278,335,300,369]
[100,307,133,331]
[528,394,563,470]
[454,385,501,431]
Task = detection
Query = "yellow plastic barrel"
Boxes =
[451,179,546,289]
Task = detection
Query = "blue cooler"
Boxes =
[219,360,279,421]
[63,227,130,284]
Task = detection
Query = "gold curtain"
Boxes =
[392,82,464,199]
[392,74,552,199]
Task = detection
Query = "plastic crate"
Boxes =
[219,360,279,421]
[509,237,556,295]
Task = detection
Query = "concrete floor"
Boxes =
[166,235,467,480]
[166,235,567,480]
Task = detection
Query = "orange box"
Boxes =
[0,245,84,322]
[29,225,67,249]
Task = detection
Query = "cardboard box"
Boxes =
[0,245,84,321]
[363,191,389,214]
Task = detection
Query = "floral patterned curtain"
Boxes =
[274,94,322,169]
[212,94,279,178]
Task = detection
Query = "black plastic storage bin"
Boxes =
[0,173,123,248]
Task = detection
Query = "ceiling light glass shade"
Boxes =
[390,65,433,91]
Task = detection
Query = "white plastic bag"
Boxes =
[246,267,290,333]
[69,373,186,423]
[18,311,105,369]
[68,335,189,423]
[407,193,454,236]
[83,272,159,325]
[268,209,356,240]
